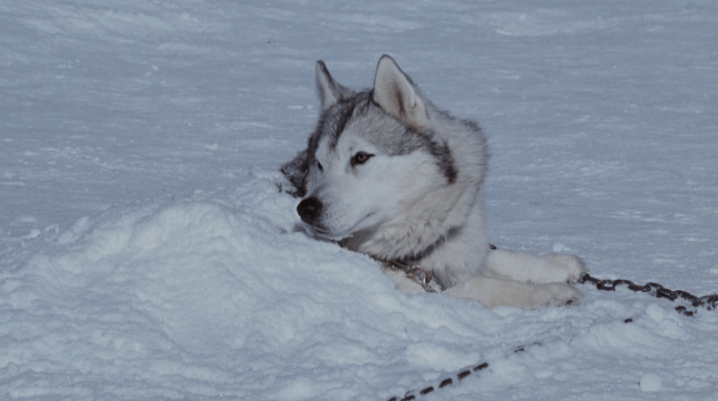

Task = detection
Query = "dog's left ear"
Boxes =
[372,55,431,130]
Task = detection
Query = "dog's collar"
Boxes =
[370,244,497,294]
[342,231,494,293]
[370,256,445,293]
[337,234,445,292]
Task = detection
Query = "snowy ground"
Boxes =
[2,0,717,400]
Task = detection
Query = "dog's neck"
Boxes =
[338,228,457,292]
[338,225,453,263]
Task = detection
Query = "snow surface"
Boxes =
[2,0,718,400]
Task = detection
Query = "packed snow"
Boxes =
[1,1,717,400]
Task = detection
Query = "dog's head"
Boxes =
[282,56,475,257]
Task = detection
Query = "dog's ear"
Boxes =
[372,55,431,130]
[315,60,353,112]
[315,61,338,111]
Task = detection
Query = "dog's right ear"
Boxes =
[315,60,352,112]
[372,55,431,131]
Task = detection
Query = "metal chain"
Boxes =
[374,248,718,400]
[385,343,542,401]
[578,273,718,316]
[386,362,490,401]
[372,257,445,293]
[382,272,718,401]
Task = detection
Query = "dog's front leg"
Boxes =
[443,276,582,309]
[486,248,587,284]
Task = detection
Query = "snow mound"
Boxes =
[0,174,497,399]
[3,174,717,400]
[2,1,718,399]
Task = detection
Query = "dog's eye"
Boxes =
[316,161,323,172]
[351,152,374,166]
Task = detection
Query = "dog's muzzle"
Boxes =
[297,196,322,224]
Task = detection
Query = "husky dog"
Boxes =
[281,55,587,309]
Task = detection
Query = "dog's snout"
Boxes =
[297,197,322,224]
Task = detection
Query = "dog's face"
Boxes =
[297,110,440,241]
[281,56,468,254]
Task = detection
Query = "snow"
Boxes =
[640,373,663,392]
[1,0,717,400]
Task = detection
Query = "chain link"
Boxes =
[386,362,489,401]
[578,273,718,316]
[372,257,445,293]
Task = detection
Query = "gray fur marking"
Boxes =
[282,90,460,196]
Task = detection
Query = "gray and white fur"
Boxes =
[282,55,586,309]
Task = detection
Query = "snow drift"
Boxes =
[2,0,717,400]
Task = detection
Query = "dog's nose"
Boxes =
[297,197,322,224]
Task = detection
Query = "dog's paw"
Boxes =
[534,283,583,307]
[544,254,588,283]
